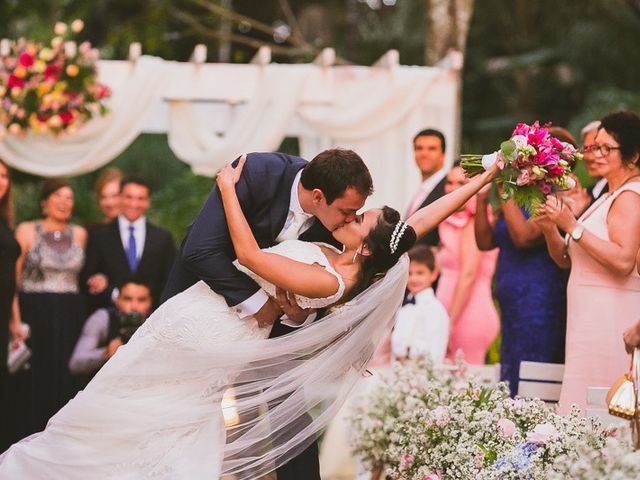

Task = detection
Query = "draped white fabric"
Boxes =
[0,56,457,210]
[0,57,170,177]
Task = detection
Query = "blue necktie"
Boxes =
[126,225,138,272]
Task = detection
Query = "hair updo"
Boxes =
[348,206,417,300]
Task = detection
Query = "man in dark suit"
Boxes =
[161,149,373,480]
[82,176,176,313]
[404,128,449,246]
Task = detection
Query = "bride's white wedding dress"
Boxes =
[0,240,346,479]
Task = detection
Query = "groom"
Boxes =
[161,148,373,479]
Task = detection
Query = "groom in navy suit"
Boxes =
[161,149,373,479]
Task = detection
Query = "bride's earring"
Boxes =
[352,245,362,263]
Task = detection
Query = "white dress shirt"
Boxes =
[234,170,316,328]
[118,214,146,260]
[391,288,449,363]
[591,177,609,200]
[405,169,448,218]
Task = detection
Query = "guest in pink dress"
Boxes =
[436,164,499,364]
[538,111,640,413]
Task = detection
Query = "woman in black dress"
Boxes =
[0,159,23,450]
[14,179,87,434]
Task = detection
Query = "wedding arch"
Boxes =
[0,47,460,210]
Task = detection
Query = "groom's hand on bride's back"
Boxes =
[275,287,316,326]
[254,297,283,329]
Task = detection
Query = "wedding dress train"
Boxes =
[0,240,407,479]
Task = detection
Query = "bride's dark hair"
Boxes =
[347,206,416,301]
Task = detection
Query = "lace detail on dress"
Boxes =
[233,240,346,309]
[21,222,84,293]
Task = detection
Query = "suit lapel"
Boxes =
[269,163,306,240]
[108,220,131,273]
[136,221,155,273]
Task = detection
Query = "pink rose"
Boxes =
[497,418,517,438]
[526,423,559,444]
[541,182,553,195]
[399,453,414,471]
[516,169,531,186]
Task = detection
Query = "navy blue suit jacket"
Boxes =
[161,152,340,310]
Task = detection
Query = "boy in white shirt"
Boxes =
[391,245,450,364]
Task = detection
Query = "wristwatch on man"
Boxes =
[570,224,585,242]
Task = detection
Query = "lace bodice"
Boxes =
[234,240,346,309]
[21,223,84,294]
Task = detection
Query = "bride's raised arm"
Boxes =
[406,164,499,238]
[216,159,340,299]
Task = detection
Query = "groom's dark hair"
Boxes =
[301,148,373,204]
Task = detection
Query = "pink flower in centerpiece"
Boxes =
[59,110,74,125]
[95,83,110,99]
[18,52,35,68]
[497,418,517,438]
[526,422,559,444]
[422,470,442,480]
[399,453,414,471]
[7,75,24,89]
[44,64,62,81]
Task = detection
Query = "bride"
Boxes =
[0,158,498,479]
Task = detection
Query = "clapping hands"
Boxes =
[537,195,578,233]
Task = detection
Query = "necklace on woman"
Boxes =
[607,172,640,197]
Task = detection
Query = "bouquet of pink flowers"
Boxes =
[460,122,582,214]
[0,19,110,136]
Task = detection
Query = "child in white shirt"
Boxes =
[391,245,450,364]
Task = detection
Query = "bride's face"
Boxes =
[331,208,381,250]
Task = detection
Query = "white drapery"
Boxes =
[0,56,457,210]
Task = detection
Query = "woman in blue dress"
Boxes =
[475,193,567,397]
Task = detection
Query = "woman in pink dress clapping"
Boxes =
[538,111,640,413]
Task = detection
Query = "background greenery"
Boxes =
[4,0,640,241]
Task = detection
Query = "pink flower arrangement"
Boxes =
[460,122,582,214]
[0,19,110,136]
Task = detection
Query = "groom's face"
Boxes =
[313,186,367,231]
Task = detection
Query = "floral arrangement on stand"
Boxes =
[460,122,582,214]
[349,358,640,479]
[0,19,110,137]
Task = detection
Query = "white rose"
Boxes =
[512,134,528,149]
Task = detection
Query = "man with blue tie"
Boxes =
[82,176,176,313]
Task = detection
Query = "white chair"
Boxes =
[441,363,501,386]
[585,386,627,427]
[517,361,565,405]
[466,363,501,386]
